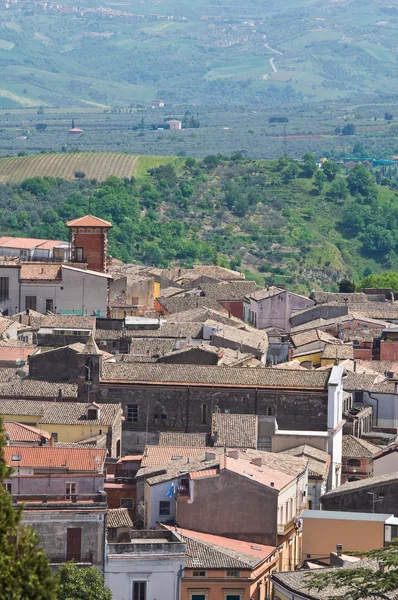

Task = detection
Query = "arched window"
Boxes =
[347,459,361,468]
[85,358,93,381]
[202,404,207,425]
[267,406,273,416]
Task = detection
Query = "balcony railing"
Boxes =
[11,492,107,506]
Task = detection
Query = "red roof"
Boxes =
[4,446,106,471]
[66,215,112,228]
[0,347,36,361]
[189,469,218,479]
[0,237,65,250]
[20,264,62,281]
[4,422,51,442]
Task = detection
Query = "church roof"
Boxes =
[80,335,102,355]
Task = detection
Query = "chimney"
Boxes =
[336,543,343,557]
[49,437,55,448]
[251,456,262,467]
[57,388,63,402]
[270,482,275,487]
[205,451,216,461]
[227,449,239,459]
[353,359,357,373]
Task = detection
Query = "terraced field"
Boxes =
[0,152,178,183]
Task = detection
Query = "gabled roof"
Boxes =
[66,214,112,228]
[141,445,209,467]
[321,343,354,360]
[322,471,398,498]
[0,399,120,425]
[158,432,208,447]
[4,445,106,471]
[40,314,96,330]
[372,443,398,461]
[342,435,379,459]
[281,444,329,479]
[20,263,62,281]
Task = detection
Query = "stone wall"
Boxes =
[321,481,398,516]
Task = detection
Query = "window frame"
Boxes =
[127,404,139,423]
[226,570,240,577]
[66,482,76,499]
[192,571,206,577]
[120,497,134,509]
[25,296,37,311]
[132,580,147,600]
[0,277,9,301]
[159,500,170,517]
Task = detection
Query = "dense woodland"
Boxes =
[2,154,398,292]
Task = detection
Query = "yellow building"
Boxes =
[0,399,122,457]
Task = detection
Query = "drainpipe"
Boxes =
[176,564,183,600]
[102,510,107,577]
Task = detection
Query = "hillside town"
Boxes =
[1,212,398,599]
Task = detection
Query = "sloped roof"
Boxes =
[0,237,66,250]
[158,432,208,447]
[141,445,208,467]
[0,379,78,399]
[212,413,258,448]
[66,214,112,228]
[38,402,120,426]
[199,281,259,300]
[4,421,51,442]
[107,508,133,529]
[342,435,379,459]
[164,525,275,569]
[281,444,329,479]
[321,343,354,360]
[322,471,398,498]
[20,264,62,281]
[40,314,95,329]
[101,362,330,389]
[4,445,106,471]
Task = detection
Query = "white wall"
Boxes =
[147,480,177,528]
[0,266,20,316]
[106,555,182,600]
[364,391,398,430]
[277,472,308,526]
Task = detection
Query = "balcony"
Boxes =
[11,492,107,508]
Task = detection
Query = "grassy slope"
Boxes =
[0,152,180,182]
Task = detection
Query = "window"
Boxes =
[0,277,9,300]
[85,358,93,382]
[267,406,273,416]
[75,247,84,262]
[131,297,139,305]
[25,296,37,311]
[120,498,134,509]
[127,405,139,423]
[66,527,81,561]
[51,432,58,442]
[87,409,98,420]
[66,482,76,499]
[161,413,167,420]
[133,581,146,600]
[226,596,241,600]
[347,459,361,468]
[226,570,240,577]
[108,528,117,541]
[4,483,12,494]
[20,249,28,258]
[192,571,206,577]
[202,403,207,425]
[159,501,170,516]
[191,596,206,600]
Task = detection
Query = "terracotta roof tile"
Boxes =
[212,413,258,448]
[107,508,133,529]
[20,264,62,281]
[0,237,65,250]
[4,421,51,442]
[321,343,354,360]
[0,399,119,425]
[158,432,208,447]
[189,468,218,479]
[322,471,398,498]
[164,525,275,569]
[0,378,78,399]
[141,445,208,468]
[66,215,112,228]
[0,347,36,361]
[101,363,330,389]
[342,435,379,459]
[4,445,106,471]
[40,314,96,329]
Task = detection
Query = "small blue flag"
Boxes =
[166,482,175,499]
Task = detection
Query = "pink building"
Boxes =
[167,119,182,130]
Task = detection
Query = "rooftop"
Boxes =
[0,399,120,426]
[0,236,66,250]
[322,471,398,498]
[0,378,78,399]
[321,344,354,360]
[107,508,133,529]
[163,525,275,569]
[141,445,209,468]
[212,413,258,449]
[20,264,62,281]
[101,363,330,389]
[66,214,112,228]
[40,314,96,330]
[4,445,106,471]
[158,432,208,447]
[4,421,51,442]
[342,435,379,459]
[301,509,392,522]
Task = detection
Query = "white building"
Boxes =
[105,529,186,600]
[0,263,111,316]
[0,236,70,261]
[243,287,314,331]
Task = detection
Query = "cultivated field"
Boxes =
[0,152,178,183]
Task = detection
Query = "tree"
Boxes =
[339,279,355,293]
[74,171,86,179]
[360,271,398,291]
[72,118,75,128]
[0,421,58,599]
[342,123,355,135]
[314,170,326,193]
[309,540,398,600]
[301,152,317,178]
[58,562,112,600]
[35,123,47,132]
[328,177,349,200]
[385,112,393,121]
[347,164,376,199]
[352,141,367,157]
[322,160,340,181]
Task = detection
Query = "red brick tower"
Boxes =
[66,215,112,273]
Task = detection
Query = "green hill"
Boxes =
[0,152,394,292]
